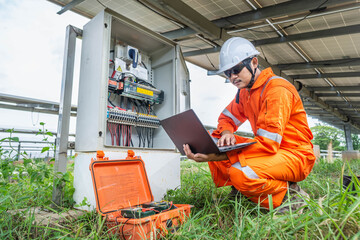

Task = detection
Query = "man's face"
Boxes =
[227,63,252,89]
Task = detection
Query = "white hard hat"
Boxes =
[216,37,260,75]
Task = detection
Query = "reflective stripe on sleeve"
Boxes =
[232,162,259,179]
[257,128,282,144]
[222,108,243,126]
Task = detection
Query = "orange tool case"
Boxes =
[89,150,192,239]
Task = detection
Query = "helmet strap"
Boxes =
[245,62,257,89]
[235,57,257,103]
[235,89,240,104]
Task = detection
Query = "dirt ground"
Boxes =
[8,207,86,226]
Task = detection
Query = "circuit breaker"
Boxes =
[73,9,190,210]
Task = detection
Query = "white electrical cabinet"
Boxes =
[74,10,190,210]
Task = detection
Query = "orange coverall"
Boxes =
[210,68,316,209]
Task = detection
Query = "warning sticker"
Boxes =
[137,87,153,96]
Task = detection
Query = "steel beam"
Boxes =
[183,47,221,57]
[306,110,333,115]
[252,24,360,46]
[52,25,81,207]
[306,86,360,91]
[333,105,360,109]
[0,103,77,117]
[139,0,225,42]
[162,0,353,40]
[290,72,360,80]
[0,93,77,111]
[57,0,86,15]
[316,93,360,97]
[276,58,360,70]
[325,101,360,105]
[183,25,360,57]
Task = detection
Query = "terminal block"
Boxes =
[107,108,160,128]
[107,108,137,126]
[137,113,161,128]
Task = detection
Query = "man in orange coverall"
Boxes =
[183,37,316,210]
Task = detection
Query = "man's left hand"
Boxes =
[183,144,228,162]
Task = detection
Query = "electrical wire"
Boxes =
[108,122,114,145]
[121,217,132,240]
[119,124,122,146]
[137,79,156,89]
[115,123,119,146]
[108,94,116,107]
[225,0,329,34]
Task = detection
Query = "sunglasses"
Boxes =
[224,63,246,78]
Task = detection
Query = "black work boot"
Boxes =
[228,186,242,199]
[212,186,241,203]
[277,182,309,214]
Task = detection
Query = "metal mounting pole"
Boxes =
[52,25,82,206]
[17,142,21,161]
[344,124,354,151]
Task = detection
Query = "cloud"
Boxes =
[0,0,88,102]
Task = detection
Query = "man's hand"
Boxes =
[217,130,236,147]
[183,144,228,162]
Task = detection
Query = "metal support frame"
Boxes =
[183,24,360,57]
[316,93,360,97]
[306,86,360,91]
[139,0,225,42]
[0,93,77,116]
[57,0,86,15]
[276,58,360,70]
[162,0,354,40]
[52,25,82,206]
[290,72,360,80]
[252,24,360,46]
[344,124,354,151]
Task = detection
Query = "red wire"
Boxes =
[128,126,131,146]
[112,123,116,146]
[122,125,125,146]
[126,126,128,146]
[129,126,132,146]
[115,123,119,146]
[108,122,114,145]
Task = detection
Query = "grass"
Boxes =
[165,159,360,239]
[1,154,360,239]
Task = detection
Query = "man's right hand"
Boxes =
[217,130,236,147]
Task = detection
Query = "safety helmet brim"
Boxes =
[215,37,259,76]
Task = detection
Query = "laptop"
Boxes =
[160,109,256,155]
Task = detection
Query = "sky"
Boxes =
[0,0,320,149]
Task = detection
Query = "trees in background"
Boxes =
[311,124,360,151]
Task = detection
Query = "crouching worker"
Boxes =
[183,37,316,211]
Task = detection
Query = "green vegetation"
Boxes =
[1,128,360,239]
[311,124,360,151]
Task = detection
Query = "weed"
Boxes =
[1,129,360,239]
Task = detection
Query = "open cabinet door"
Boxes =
[175,45,190,113]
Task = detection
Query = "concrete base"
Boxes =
[342,150,360,161]
[313,145,321,162]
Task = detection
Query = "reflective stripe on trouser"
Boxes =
[208,148,315,209]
